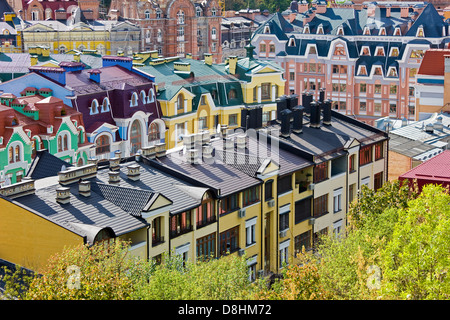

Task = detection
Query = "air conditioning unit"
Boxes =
[279,229,287,238]
[238,208,246,218]
[238,249,245,256]
[308,183,315,190]
[309,217,315,225]
[268,199,275,207]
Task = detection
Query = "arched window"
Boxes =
[58,135,63,152]
[211,7,217,16]
[95,135,110,155]
[45,8,52,20]
[197,192,214,228]
[130,92,138,107]
[63,134,69,151]
[102,97,110,112]
[59,45,66,54]
[140,90,146,103]
[196,7,202,17]
[14,145,20,162]
[148,88,155,103]
[144,9,150,20]
[58,133,69,152]
[8,146,14,164]
[156,9,161,19]
[177,10,185,24]
[90,99,99,114]
[31,10,39,20]
[148,122,160,143]
[130,120,142,155]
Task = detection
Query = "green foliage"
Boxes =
[381,184,450,299]
[134,253,251,300]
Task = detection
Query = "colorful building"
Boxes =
[133,45,285,150]
[108,0,223,63]
[0,0,22,53]
[251,1,450,126]
[0,87,89,186]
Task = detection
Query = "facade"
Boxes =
[251,1,450,126]
[0,55,164,163]
[133,46,285,150]
[17,7,141,56]
[0,0,22,53]
[399,150,450,191]
[108,0,223,63]
[0,87,89,186]
[414,49,450,121]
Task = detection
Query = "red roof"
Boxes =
[418,49,450,76]
[400,150,450,182]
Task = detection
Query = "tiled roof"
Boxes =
[418,49,450,76]
[26,150,73,180]
[400,150,450,182]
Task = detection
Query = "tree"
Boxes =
[381,184,450,299]
[23,239,153,300]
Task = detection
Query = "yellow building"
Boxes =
[18,8,141,56]
[133,45,286,150]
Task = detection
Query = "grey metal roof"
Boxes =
[26,150,73,180]
[14,177,148,240]
[388,133,438,158]
[94,160,204,214]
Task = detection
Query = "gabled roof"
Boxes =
[405,4,446,38]
[417,49,450,76]
[400,150,450,182]
[26,150,73,180]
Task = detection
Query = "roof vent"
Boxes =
[56,187,71,204]
[78,180,91,197]
[202,144,214,160]
[236,134,246,150]
[127,164,141,181]
[155,143,166,157]
[425,123,434,133]
[187,148,200,164]
[108,171,120,185]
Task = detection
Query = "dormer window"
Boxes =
[130,92,139,107]
[317,24,324,34]
[288,38,296,47]
[363,26,370,35]
[361,46,370,56]
[333,43,346,56]
[394,27,401,36]
[357,65,368,76]
[416,26,424,37]
[387,67,398,77]
[375,47,385,56]
[303,24,310,34]
[264,25,270,34]
[389,47,399,57]
[373,66,383,76]
[309,45,317,55]
[90,99,99,114]
[337,25,344,36]
[156,9,162,19]
[379,27,386,36]
[102,97,110,112]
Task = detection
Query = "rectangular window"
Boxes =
[245,217,257,247]
[260,43,266,53]
[360,101,367,112]
[152,216,163,246]
[289,72,295,81]
[295,230,311,256]
[277,174,292,194]
[389,103,397,114]
[375,142,384,160]
[374,172,383,191]
[269,44,275,53]
[261,83,271,99]
[199,116,208,129]
[314,194,328,217]
[221,193,240,215]
[349,154,356,172]
[360,83,367,93]
[170,210,192,238]
[314,162,328,183]
[243,186,260,207]
[374,102,382,114]
[196,233,216,259]
[265,180,273,201]
[197,200,215,228]
[349,183,356,204]
[219,226,239,256]
[359,145,372,166]
[228,113,238,126]
[374,84,382,94]
[309,63,316,73]
[279,211,289,232]
[332,65,339,74]
[295,197,312,224]
[390,85,397,95]
[333,188,342,213]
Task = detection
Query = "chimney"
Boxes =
[228,55,238,74]
[386,4,391,18]
[434,116,444,131]
[174,61,191,73]
[155,142,166,157]
[183,133,195,150]
[109,157,120,171]
[424,123,434,133]
[202,143,214,159]
[224,137,234,150]
[56,187,71,204]
[30,55,38,66]
[201,130,211,145]
[78,180,91,197]
[319,88,325,103]
[127,164,141,181]
[236,134,246,150]
[0,179,35,199]
[309,100,321,128]
[322,99,332,126]
[276,95,288,121]
[292,106,304,133]
[286,94,299,110]
[220,124,228,139]
[141,145,156,159]
[88,69,101,83]
[401,6,409,18]
[280,108,292,137]
[187,148,200,164]
[302,91,313,115]
[186,53,192,59]
[204,53,213,66]
[108,171,120,185]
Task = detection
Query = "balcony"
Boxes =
[152,235,165,247]
[196,215,216,229]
